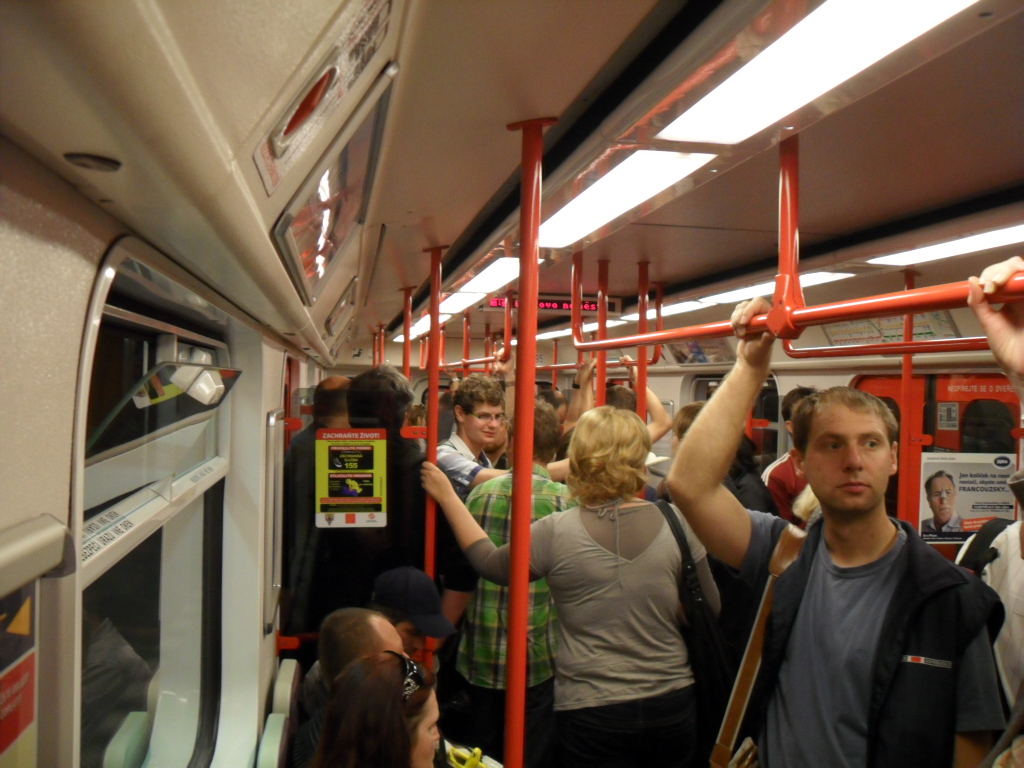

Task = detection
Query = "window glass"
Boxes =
[79,489,220,768]
[961,400,1016,454]
[81,531,160,768]
[87,363,241,459]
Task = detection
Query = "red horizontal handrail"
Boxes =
[782,336,990,359]
[570,271,1024,352]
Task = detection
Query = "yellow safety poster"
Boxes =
[315,429,387,528]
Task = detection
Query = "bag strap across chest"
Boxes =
[711,523,806,768]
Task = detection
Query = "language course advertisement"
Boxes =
[919,453,1017,543]
[315,429,388,528]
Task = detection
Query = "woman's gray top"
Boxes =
[465,499,714,711]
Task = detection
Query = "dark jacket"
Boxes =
[744,517,1003,768]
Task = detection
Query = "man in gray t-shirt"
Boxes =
[668,296,1004,768]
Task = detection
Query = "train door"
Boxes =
[856,374,1020,557]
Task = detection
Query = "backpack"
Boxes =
[958,517,1016,577]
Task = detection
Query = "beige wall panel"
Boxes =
[0,138,125,528]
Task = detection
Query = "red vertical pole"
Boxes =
[378,325,386,366]
[505,116,554,768]
[440,323,447,370]
[769,135,804,338]
[462,312,472,378]
[402,288,413,379]
[637,262,649,419]
[596,259,609,406]
[551,339,559,387]
[898,271,915,522]
[423,247,445,581]
[572,251,585,369]
[484,323,493,375]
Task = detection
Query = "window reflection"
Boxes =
[80,531,159,768]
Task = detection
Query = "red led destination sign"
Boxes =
[482,295,620,316]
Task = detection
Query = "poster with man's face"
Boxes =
[919,453,1017,542]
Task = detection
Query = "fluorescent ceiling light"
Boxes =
[622,301,711,322]
[702,273,855,305]
[538,151,716,249]
[657,0,978,144]
[867,223,1024,266]
[581,320,627,333]
[537,328,574,340]
[461,258,520,293]
[393,335,405,343]
[439,292,487,314]
[407,313,452,341]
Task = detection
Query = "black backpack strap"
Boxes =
[959,517,1015,576]
[655,499,706,615]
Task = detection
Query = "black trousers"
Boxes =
[463,677,556,768]
[556,685,696,768]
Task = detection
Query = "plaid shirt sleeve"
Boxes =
[436,442,483,500]
[457,473,569,689]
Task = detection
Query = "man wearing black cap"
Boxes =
[369,566,456,662]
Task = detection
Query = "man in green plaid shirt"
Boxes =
[457,401,570,768]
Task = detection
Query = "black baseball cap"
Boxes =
[371,567,456,638]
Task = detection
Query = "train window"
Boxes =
[86,361,241,460]
[79,483,223,768]
[81,529,159,768]
[961,400,1016,454]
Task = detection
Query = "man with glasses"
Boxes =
[922,470,963,536]
[437,374,511,500]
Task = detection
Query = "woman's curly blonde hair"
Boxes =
[567,405,651,507]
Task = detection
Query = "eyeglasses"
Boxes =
[470,412,506,425]
[384,650,425,702]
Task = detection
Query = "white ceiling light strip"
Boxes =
[701,272,855,305]
[657,0,979,145]
[460,258,521,293]
[867,223,1024,266]
[622,300,711,322]
[395,313,452,343]
[538,151,716,249]
[439,292,487,314]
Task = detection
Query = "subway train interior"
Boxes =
[2,0,1024,766]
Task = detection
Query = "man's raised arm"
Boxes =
[968,255,1024,399]
[667,297,775,569]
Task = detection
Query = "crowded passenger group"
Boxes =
[281,257,1024,768]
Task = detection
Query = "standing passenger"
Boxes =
[423,405,719,768]
[437,374,509,499]
[760,386,816,523]
[669,296,1004,768]
[458,401,568,768]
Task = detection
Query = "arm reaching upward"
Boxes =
[667,297,775,569]
[968,255,1024,398]
[645,385,672,443]
[564,357,596,429]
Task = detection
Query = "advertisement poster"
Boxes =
[823,310,958,346]
[0,583,36,768]
[667,337,736,364]
[315,429,388,528]
[919,453,1017,543]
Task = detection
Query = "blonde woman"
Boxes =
[422,405,718,768]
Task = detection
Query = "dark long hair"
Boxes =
[311,652,436,768]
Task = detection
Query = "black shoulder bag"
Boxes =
[656,500,737,765]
